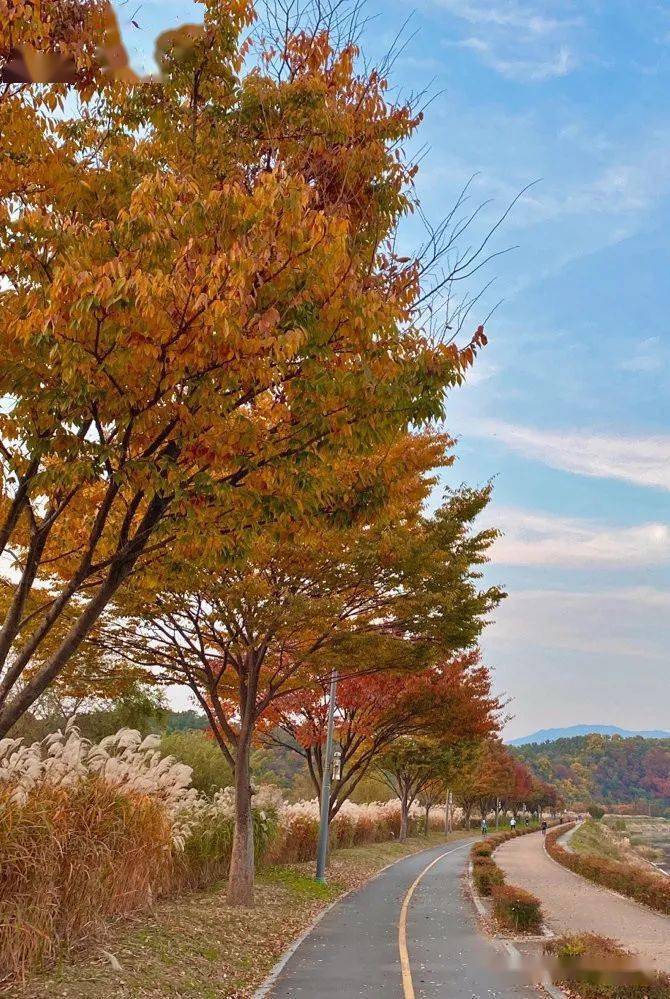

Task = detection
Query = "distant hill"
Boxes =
[512,733,670,811]
[509,725,670,747]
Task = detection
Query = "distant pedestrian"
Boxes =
[541,820,548,836]
[481,818,488,836]
[510,816,516,830]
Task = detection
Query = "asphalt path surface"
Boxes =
[268,839,539,998]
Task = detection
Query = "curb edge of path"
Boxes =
[466,855,569,999]
[253,837,471,999]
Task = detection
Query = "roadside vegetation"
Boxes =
[7,833,458,999]
[469,824,547,933]
[570,819,627,862]
[546,824,670,916]
[545,934,670,998]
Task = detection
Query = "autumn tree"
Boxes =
[372,660,500,840]
[93,473,502,903]
[266,649,500,828]
[0,0,496,738]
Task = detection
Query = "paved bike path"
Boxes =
[267,839,538,997]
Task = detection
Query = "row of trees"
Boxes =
[0,0,547,905]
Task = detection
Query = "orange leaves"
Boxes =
[0,0,491,738]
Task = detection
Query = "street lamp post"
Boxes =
[316,670,338,883]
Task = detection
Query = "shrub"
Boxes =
[472,856,505,896]
[472,841,494,858]
[159,730,232,795]
[588,805,606,821]
[545,934,670,998]
[492,884,543,934]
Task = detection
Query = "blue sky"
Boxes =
[115,0,670,739]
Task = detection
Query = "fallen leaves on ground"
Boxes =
[8,834,461,998]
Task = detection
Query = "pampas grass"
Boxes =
[0,778,173,983]
[0,725,447,983]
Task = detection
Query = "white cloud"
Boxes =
[489,585,670,660]
[619,336,665,374]
[439,0,580,81]
[437,0,579,35]
[488,508,670,566]
[471,418,670,491]
[456,36,574,80]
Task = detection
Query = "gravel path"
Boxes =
[495,830,670,974]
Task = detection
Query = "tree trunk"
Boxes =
[227,737,255,906]
[399,791,409,843]
[424,803,431,836]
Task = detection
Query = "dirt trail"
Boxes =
[495,829,670,974]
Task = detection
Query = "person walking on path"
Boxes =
[541,820,548,836]
[510,816,516,830]
[481,818,488,836]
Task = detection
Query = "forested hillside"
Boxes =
[513,734,670,813]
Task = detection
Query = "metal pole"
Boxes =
[316,670,338,883]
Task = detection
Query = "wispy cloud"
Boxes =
[488,508,670,566]
[436,0,579,34]
[490,585,670,660]
[619,336,665,374]
[471,419,670,491]
[456,37,574,80]
[438,0,580,81]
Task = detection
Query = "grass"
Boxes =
[6,832,461,999]
[571,820,627,862]
[545,933,670,998]
[546,824,670,916]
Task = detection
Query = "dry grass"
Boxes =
[546,933,670,998]
[571,820,627,862]
[7,833,461,999]
[0,780,173,985]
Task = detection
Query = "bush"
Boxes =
[472,856,505,896]
[545,934,670,997]
[588,805,606,821]
[160,730,232,795]
[472,841,494,858]
[492,884,543,934]
[546,826,670,916]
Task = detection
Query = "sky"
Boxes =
[114,0,670,740]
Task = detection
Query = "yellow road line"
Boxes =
[398,844,469,999]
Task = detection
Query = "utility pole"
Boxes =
[316,670,338,883]
[444,788,452,835]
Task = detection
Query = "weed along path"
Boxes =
[264,839,538,998]
[495,830,670,975]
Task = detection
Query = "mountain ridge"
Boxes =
[508,724,670,747]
